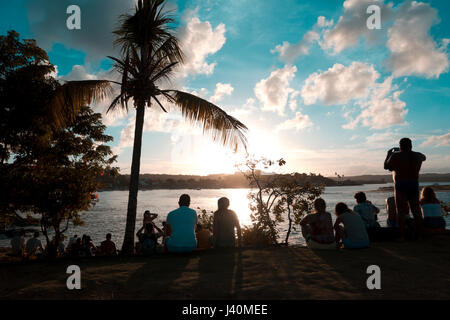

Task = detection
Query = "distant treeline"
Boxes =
[96,172,450,191]
[96,172,361,190]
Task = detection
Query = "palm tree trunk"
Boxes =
[121,100,146,255]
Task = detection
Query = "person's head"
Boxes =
[313,198,326,213]
[218,197,230,210]
[399,137,412,151]
[73,234,78,238]
[196,223,203,231]
[335,202,350,216]
[19,230,25,237]
[33,231,40,238]
[76,238,82,244]
[106,233,112,240]
[178,194,191,207]
[354,191,367,204]
[420,187,438,204]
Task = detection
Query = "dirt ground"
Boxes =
[1,236,449,300]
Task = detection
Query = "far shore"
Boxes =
[1,236,450,299]
[367,184,450,193]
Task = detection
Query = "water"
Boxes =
[2,182,449,248]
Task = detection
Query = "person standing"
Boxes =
[384,137,426,240]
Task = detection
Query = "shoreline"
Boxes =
[1,236,450,299]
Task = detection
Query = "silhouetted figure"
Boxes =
[384,138,426,239]
[99,233,117,256]
[353,192,381,240]
[213,197,242,248]
[165,194,198,253]
[10,230,25,257]
[420,187,446,231]
[334,202,369,249]
[136,222,163,254]
[195,224,213,250]
[25,231,43,257]
[386,196,398,228]
[300,198,335,250]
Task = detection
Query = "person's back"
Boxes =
[384,150,426,185]
[353,202,378,228]
[10,233,25,256]
[26,232,42,255]
[340,211,369,243]
[100,233,117,256]
[165,194,197,253]
[302,211,334,244]
[420,187,446,230]
[213,209,240,248]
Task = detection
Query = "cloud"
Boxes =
[254,65,297,115]
[276,112,313,132]
[421,133,450,147]
[177,16,226,77]
[321,0,393,54]
[272,31,319,63]
[386,1,449,78]
[343,76,408,129]
[271,16,331,63]
[210,83,234,103]
[301,62,379,106]
[25,0,136,62]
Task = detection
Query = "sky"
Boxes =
[1,0,449,176]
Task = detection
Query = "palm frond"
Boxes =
[166,90,248,152]
[49,80,112,127]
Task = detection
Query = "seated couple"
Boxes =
[164,194,242,253]
[300,198,370,250]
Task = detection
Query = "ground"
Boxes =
[1,236,449,299]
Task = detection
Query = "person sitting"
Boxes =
[143,210,158,227]
[68,234,78,248]
[196,224,212,250]
[25,231,43,258]
[99,233,117,256]
[80,235,96,257]
[334,202,370,249]
[164,194,198,253]
[137,223,163,255]
[213,197,242,249]
[353,192,381,240]
[386,196,398,228]
[68,237,82,257]
[420,187,447,231]
[10,230,25,257]
[300,198,335,250]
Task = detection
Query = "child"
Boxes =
[385,196,398,228]
[334,202,369,249]
[195,224,213,250]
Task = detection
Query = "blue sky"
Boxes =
[1,0,449,176]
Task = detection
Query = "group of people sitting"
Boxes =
[300,187,448,250]
[134,194,242,255]
[10,231,119,259]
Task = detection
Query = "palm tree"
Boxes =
[52,0,247,254]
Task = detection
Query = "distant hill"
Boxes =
[327,173,450,184]
[96,172,450,191]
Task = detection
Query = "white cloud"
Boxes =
[386,1,449,78]
[210,83,234,103]
[254,65,297,115]
[321,0,393,54]
[276,112,313,132]
[301,62,379,106]
[421,133,450,147]
[316,16,334,28]
[343,76,408,129]
[272,31,319,63]
[177,16,226,77]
